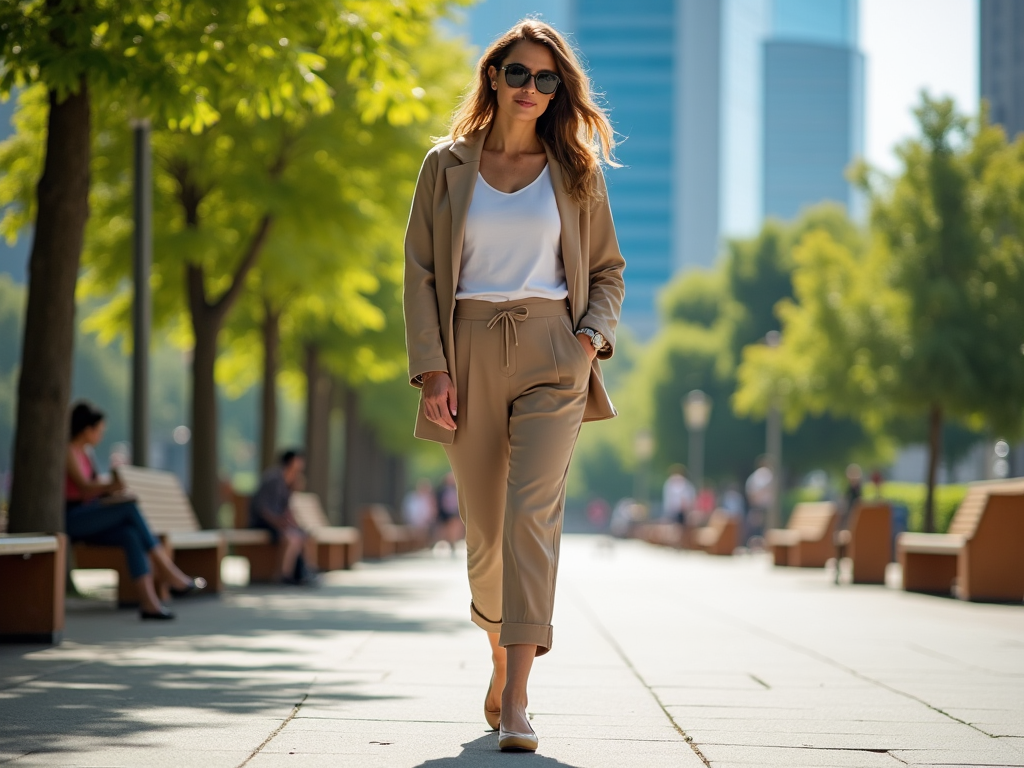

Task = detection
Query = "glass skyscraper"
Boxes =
[762,0,864,221]
[576,1,677,336]
[454,0,864,335]
[980,0,1024,139]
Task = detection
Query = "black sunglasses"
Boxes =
[500,63,560,95]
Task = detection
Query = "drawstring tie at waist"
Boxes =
[486,307,530,368]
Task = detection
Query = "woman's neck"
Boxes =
[485,112,543,157]
[71,438,90,452]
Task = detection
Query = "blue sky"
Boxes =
[860,0,978,174]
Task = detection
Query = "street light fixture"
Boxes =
[682,390,712,491]
[633,430,654,514]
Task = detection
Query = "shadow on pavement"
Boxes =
[0,576,464,761]
[412,735,584,767]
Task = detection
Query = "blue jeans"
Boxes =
[66,500,159,578]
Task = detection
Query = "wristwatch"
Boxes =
[576,327,606,352]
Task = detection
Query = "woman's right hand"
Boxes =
[422,371,458,431]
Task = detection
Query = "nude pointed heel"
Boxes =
[484,676,501,730]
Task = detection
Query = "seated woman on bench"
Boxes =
[65,400,205,620]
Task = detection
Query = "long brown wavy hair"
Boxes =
[449,19,618,206]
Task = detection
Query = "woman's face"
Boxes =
[488,40,559,124]
[85,420,106,446]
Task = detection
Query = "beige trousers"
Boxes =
[444,297,590,655]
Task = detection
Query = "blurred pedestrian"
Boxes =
[694,482,717,526]
[403,478,437,536]
[434,472,464,551]
[403,19,624,751]
[586,497,611,529]
[661,464,695,526]
[745,456,774,542]
[870,468,884,499]
[721,483,745,520]
[843,463,863,528]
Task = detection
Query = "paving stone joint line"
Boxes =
[236,692,308,768]
[695,600,1003,740]
[570,587,713,768]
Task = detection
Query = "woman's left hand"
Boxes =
[576,333,598,362]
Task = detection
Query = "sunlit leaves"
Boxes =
[735,94,1024,444]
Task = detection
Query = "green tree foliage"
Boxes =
[569,205,874,508]
[0,0,466,527]
[736,95,1024,531]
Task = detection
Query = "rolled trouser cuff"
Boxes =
[499,622,553,655]
[470,602,502,633]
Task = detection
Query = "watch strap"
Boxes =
[576,327,605,351]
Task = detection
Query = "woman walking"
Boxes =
[404,20,624,752]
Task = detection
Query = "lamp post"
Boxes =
[765,330,782,531]
[682,390,712,491]
[132,118,152,467]
[633,430,654,513]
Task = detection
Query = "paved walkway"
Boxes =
[1,536,1022,767]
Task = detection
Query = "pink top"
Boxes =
[65,446,95,503]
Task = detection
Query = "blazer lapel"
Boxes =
[545,144,582,320]
[446,129,486,291]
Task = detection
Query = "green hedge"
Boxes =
[781,482,968,533]
[874,482,967,533]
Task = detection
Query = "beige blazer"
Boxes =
[404,127,626,445]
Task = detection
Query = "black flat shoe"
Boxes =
[170,577,208,597]
[140,608,176,620]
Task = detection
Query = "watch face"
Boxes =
[593,332,605,350]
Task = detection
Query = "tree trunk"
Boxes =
[340,384,405,525]
[182,214,272,529]
[189,299,222,530]
[923,403,943,533]
[7,83,91,534]
[304,344,333,506]
[259,298,280,472]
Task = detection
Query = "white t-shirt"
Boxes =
[746,467,774,508]
[456,165,567,302]
[662,475,696,518]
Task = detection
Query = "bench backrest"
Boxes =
[364,504,396,528]
[786,502,837,539]
[291,492,330,530]
[706,510,733,532]
[117,465,200,534]
[948,479,1024,538]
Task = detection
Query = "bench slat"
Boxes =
[0,535,59,555]
[897,532,965,555]
[221,529,273,546]
[166,531,225,549]
[308,527,360,544]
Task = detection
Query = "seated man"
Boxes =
[249,449,314,585]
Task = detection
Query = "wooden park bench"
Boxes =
[73,466,225,606]
[360,505,428,559]
[632,521,687,549]
[290,492,361,571]
[836,502,892,584]
[694,510,739,556]
[897,479,1024,601]
[766,501,838,568]
[227,492,316,583]
[0,533,67,644]
[228,491,360,581]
